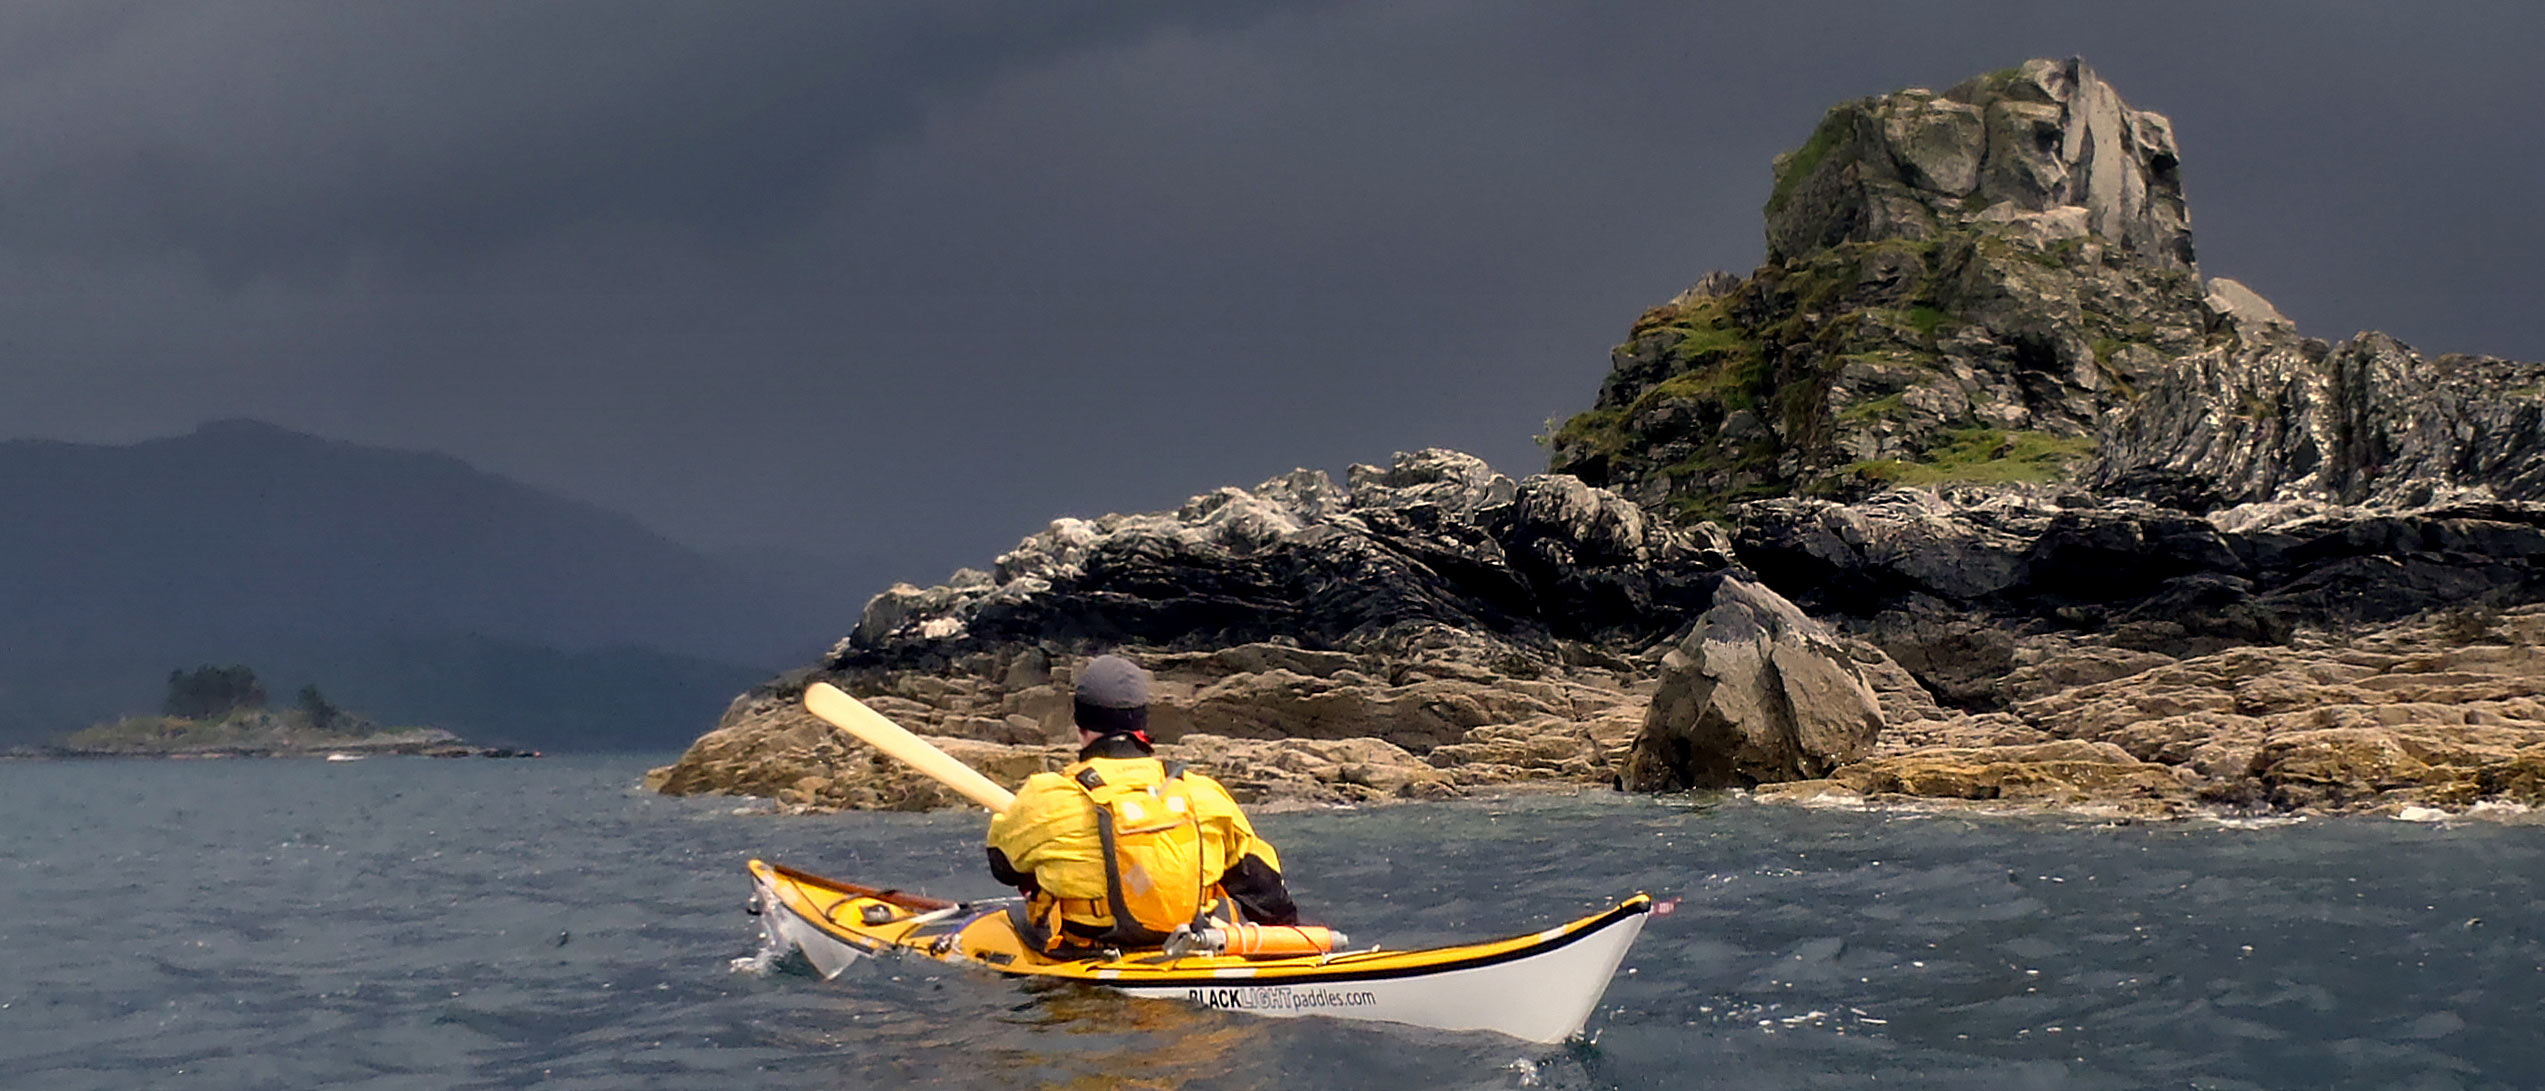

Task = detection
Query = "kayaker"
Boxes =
[986,654,1299,950]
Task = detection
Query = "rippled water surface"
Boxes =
[5,755,2544,1089]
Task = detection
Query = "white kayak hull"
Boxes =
[1105,911,1645,1043]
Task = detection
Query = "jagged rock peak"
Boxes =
[1768,57,2194,270]
[1548,58,2222,519]
[1558,55,2545,519]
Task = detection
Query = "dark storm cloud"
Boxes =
[4,1,2543,600]
[0,0,1326,279]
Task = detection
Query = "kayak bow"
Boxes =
[747,859,1650,1044]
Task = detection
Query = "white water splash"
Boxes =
[2202,814,2308,830]
[728,914,792,976]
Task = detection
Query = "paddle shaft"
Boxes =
[803,682,1019,812]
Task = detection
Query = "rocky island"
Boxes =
[32,665,532,759]
[651,58,2545,819]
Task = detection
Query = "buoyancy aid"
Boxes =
[990,752,1289,949]
[1068,760,1207,946]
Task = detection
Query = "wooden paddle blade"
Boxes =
[803,682,1019,812]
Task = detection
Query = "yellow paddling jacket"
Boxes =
[986,749,1295,947]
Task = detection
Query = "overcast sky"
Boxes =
[6,1,2541,596]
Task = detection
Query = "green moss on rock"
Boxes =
[1550,406,1630,457]
[1839,393,1910,422]
[1842,427,2093,487]
[1767,106,1853,217]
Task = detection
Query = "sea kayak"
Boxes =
[747,859,1651,1044]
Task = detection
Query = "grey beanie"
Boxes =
[1075,654,1151,708]
[1073,654,1152,735]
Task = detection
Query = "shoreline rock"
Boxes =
[648,598,2545,821]
[646,636,1655,812]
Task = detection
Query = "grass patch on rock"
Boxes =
[1669,481,1788,524]
[1549,406,1630,458]
[1902,305,1950,338]
[1645,348,1770,411]
[1839,392,1909,422]
[1843,427,2093,487]
[1767,106,1853,217]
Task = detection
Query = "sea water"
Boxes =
[2,755,2540,1090]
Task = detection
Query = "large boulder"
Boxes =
[1620,576,1883,789]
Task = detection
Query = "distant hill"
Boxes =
[0,420,861,749]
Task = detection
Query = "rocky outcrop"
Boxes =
[1853,605,2545,813]
[842,449,1731,670]
[1747,605,2545,817]
[2005,605,2545,809]
[645,650,1649,810]
[645,686,1484,810]
[656,58,2545,821]
[1550,58,2216,518]
[1725,485,2545,711]
[647,450,1718,809]
[1620,577,1880,789]
[2092,332,2545,510]
[1551,54,2545,530]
